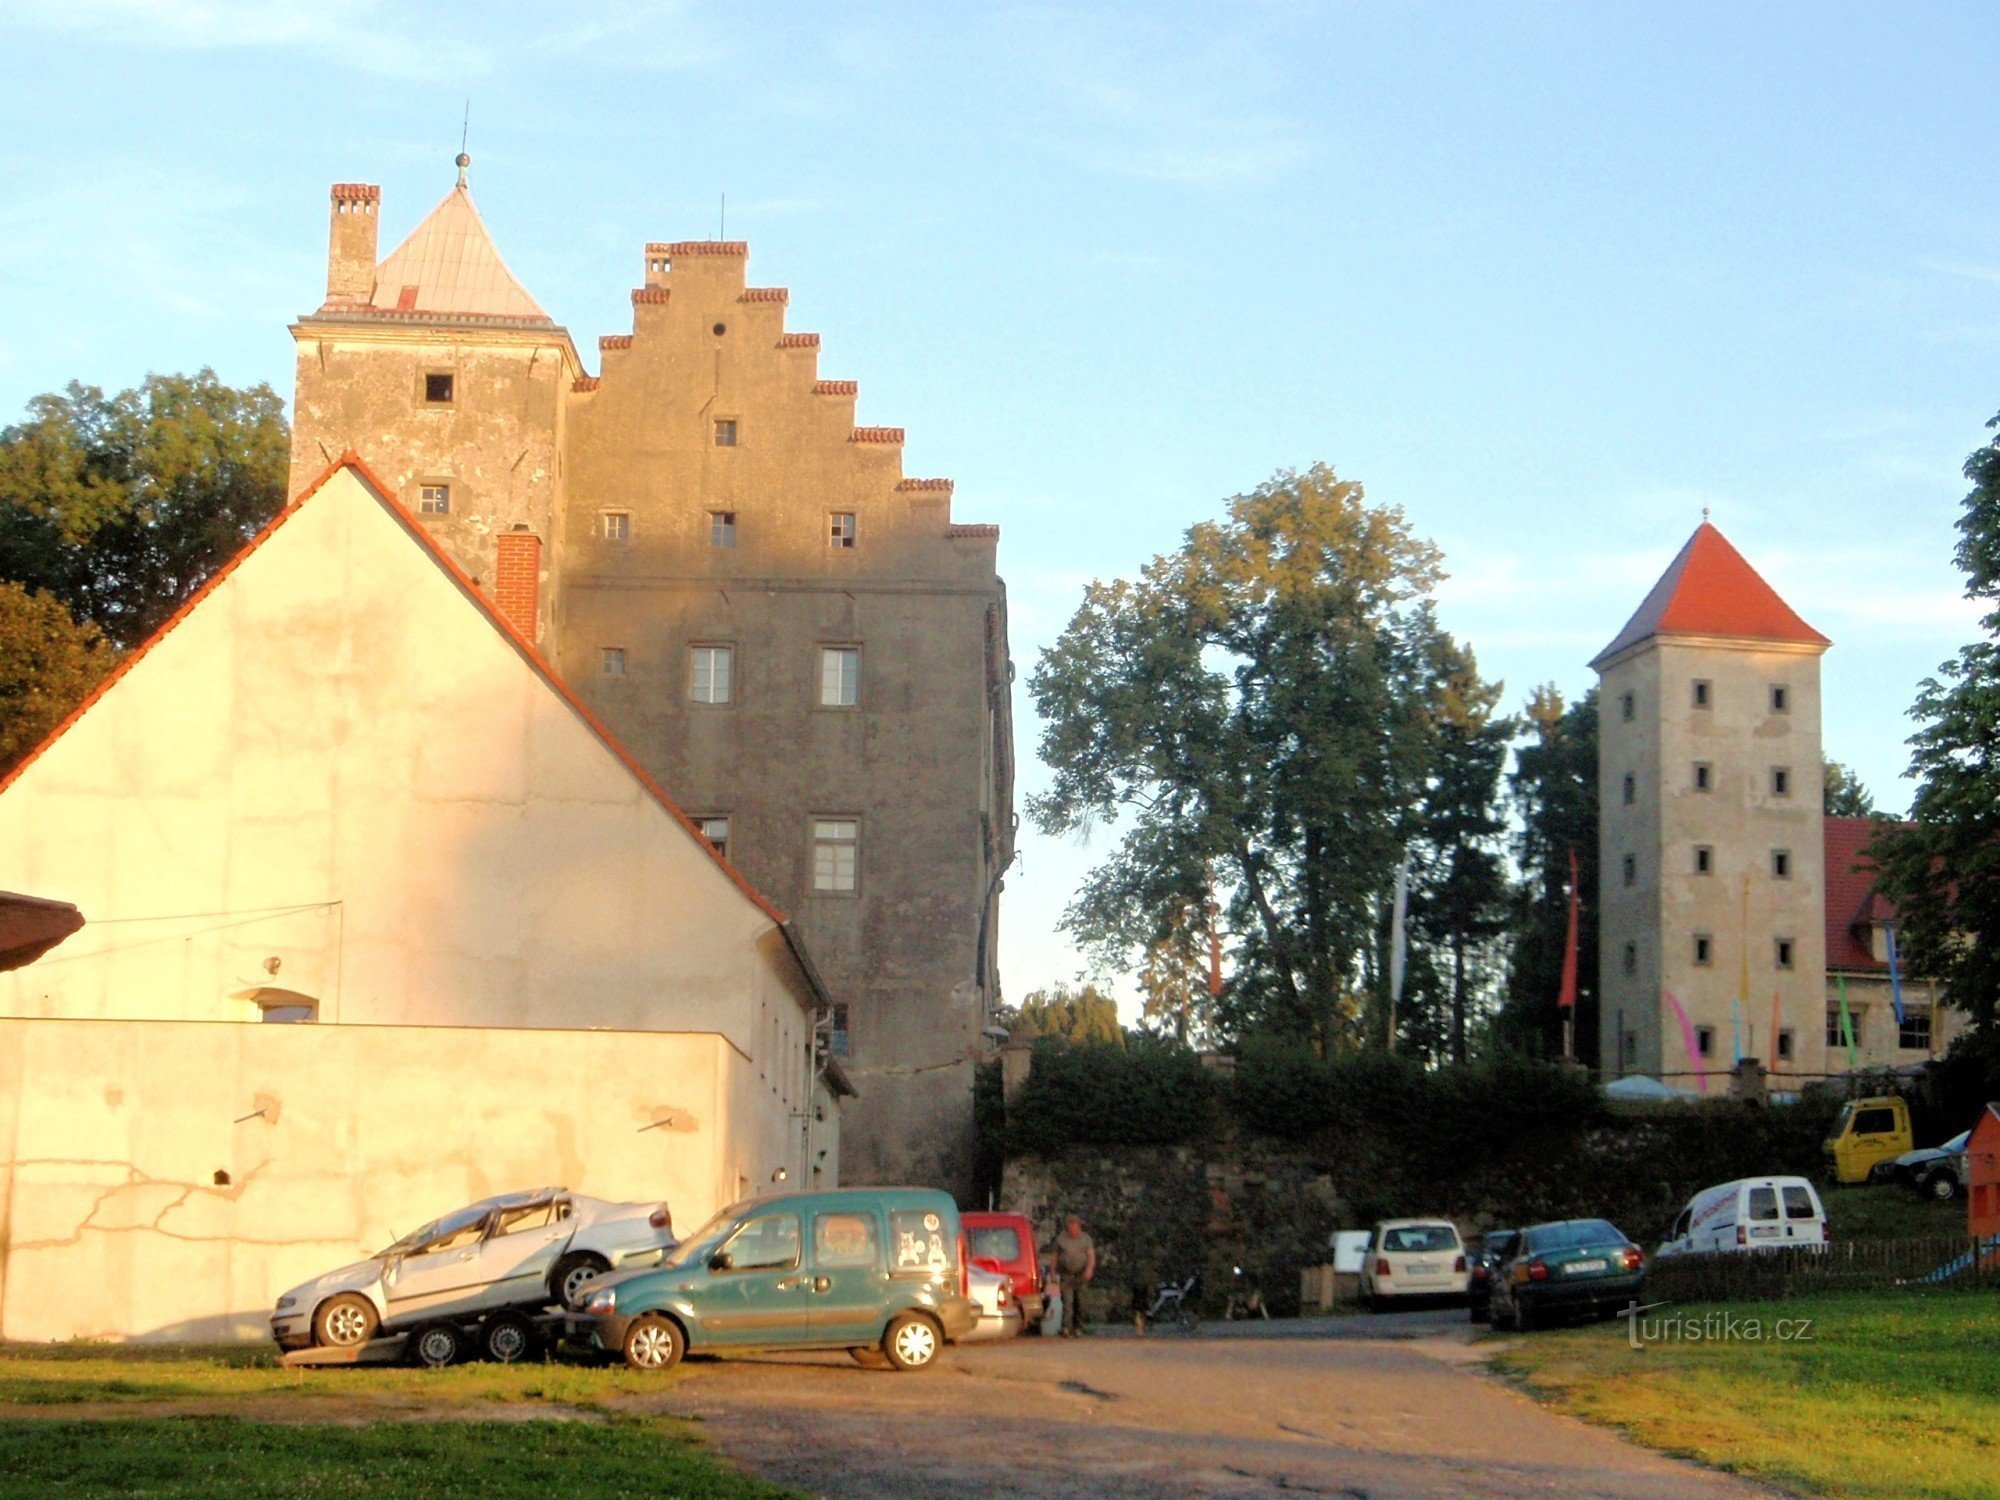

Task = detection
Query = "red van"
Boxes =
[961,1211,1043,1330]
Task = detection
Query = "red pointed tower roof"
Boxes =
[1591,522,1829,667]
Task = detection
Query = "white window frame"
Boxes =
[691,645,734,705]
[819,646,860,708]
[710,511,737,548]
[418,483,451,515]
[601,647,627,677]
[829,512,857,549]
[699,816,730,860]
[600,510,631,543]
[811,817,860,894]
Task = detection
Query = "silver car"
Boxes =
[270,1186,674,1355]
[962,1262,1023,1343]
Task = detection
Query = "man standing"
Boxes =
[1052,1214,1096,1337]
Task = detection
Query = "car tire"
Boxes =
[482,1312,537,1364]
[1924,1172,1958,1202]
[312,1293,379,1349]
[882,1312,943,1372]
[410,1322,465,1368]
[622,1313,686,1372]
[552,1252,611,1309]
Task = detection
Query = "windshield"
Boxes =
[662,1202,750,1269]
[1383,1225,1459,1253]
[1945,1130,1971,1153]
[379,1203,492,1257]
[1530,1220,1624,1253]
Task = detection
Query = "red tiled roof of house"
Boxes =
[1591,523,1830,667]
[1825,815,1906,973]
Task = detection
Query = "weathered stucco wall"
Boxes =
[0,468,815,1123]
[0,1017,815,1343]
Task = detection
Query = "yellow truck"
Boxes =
[1823,1096,1914,1184]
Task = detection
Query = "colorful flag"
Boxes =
[1837,973,1858,1068]
[1387,848,1412,1045]
[1665,990,1707,1095]
[1886,923,1907,1027]
[1556,847,1580,1012]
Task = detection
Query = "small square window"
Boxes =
[828,1000,851,1056]
[600,511,630,542]
[1772,849,1791,879]
[1622,854,1636,887]
[1775,938,1795,970]
[419,483,450,515]
[601,647,626,677]
[691,645,733,704]
[714,418,739,447]
[1900,1010,1932,1050]
[1621,692,1635,722]
[1694,846,1712,875]
[829,512,857,549]
[1622,942,1637,975]
[1622,773,1636,806]
[1771,766,1791,797]
[1695,1025,1715,1057]
[1693,763,1712,792]
[812,818,859,893]
[1693,934,1713,966]
[710,511,737,548]
[699,816,730,860]
[819,646,859,708]
[1692,679,1711,709]
[424,372,455,404]
[1777,1028,1795,1061]
[1770,684,1789,714]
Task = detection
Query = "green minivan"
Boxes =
[567,1187,978,1372]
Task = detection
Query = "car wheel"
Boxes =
[1924,1172,1959,1202]
[312,1293,379,1349]
[410,1322,465,1368]
[882,1312,942,1372]
[482,1313,537,1365]
[622,1313,685,1372]
[552,1252,611,1309]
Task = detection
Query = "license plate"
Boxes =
[1407,1262,1437,1275]
[1567,1259,1607,1274]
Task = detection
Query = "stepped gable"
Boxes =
[1592,522,1829,667]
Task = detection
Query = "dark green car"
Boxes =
[567,1187,978,1371]
[1489,1218,1645,1330]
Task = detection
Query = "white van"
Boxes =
[1656,1177,1828,1257]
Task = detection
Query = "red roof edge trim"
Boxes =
[0,455,789,930]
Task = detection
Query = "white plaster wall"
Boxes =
[0,468,814,1090]
[0,1016,821,1343]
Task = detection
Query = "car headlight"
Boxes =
[583,1289,617,1316]
[274,1296,297,1312]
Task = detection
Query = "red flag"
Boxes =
[1556,848,1580,1012]
[1206,880,1223,998]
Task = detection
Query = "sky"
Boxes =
[2,2,1996,1012]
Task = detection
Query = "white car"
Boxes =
[271,1186,674,1358]
[961,1262,1022,1342]
[1360,1219,1469,1309]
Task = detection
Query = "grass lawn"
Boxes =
[0,1344,799,1499]
[1824,1185,1965,1243]
[1490,1289,2000,1500]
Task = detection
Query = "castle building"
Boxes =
[289,164,1014,1189]
[1593,522,1958,1087]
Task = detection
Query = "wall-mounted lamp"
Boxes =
[770,1167,789,1184]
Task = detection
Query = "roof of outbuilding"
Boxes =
[1591,522,1829,667]
[1825,815,1905,974]
[362,184,551,322]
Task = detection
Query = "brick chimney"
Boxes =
[326,184,380,305]
[494,525,542,642]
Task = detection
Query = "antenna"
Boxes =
[455,100,471,188]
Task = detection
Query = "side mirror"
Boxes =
[708,1251,733,1272]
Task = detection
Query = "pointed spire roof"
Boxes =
[365,172,550,322]
[1591,521,1829,668]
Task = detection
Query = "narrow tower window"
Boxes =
[819,647,859,707]
[1775,937,1795,970]
[1622,854,1636,887]
[710,511,737,548]
[424,372,455,404]
[1692,679,1711,709]
[1695,1026,1715,1057]
[1777,1028,1795,1061]
[829,512,857,549]
[1622,942,1637,975]
[1693,763,1712,792]
[1771,766,1791,797]
[1694,846,1713,875]
[1621,692,1635,721]
[1693,934,1713,966]
[1772,849,1791,879]
[1622,773,1636,806]
[1770,684,1789,713]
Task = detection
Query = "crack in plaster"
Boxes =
[5,1158,336,1251]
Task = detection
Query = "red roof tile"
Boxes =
[656,241,748,257]
[599,334,632,351]
[330,183,380,203]
[850,426,903,444]
[631,287,671,305]
[899,478,954,492]
[780,333,821,349]
[813,379,856,395]
[572,376,600,393]
[740,287,788,304]
[1592,523,1829,667]
[1825,815,1906,973]
[946,524,999,539]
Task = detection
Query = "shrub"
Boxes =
[1003,1033,1216,1157]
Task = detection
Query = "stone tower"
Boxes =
[289,162,579,644]
[1592,523,1830,1085]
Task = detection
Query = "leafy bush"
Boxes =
[1002,1033,1216,1157]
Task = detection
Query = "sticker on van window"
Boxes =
[891,1210,948,1272]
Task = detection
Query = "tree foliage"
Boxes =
[1872,412,2000,1031]
[1029,464,1495,1050]
[0,583,118,772]
[1823,760,1878,818]
[1009,982,1124,1046]
[1500,685,1599,1057]
[0,371,289,650]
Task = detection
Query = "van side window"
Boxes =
[1781,1186,1817,1220]
[1747,1187,1780,1221]
[719,1213,800,1271]
[1852,1107,1896,1135]
[814,1212,880,1269]
[1672,1208,1692,1240]
[889,1209,951,1274]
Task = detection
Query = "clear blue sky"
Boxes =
[3,2,1996,1007]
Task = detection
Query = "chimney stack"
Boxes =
[494,525,543,642]
[326,184,380,305]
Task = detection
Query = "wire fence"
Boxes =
[1647,1235,2000,1304]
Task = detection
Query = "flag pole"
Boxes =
[1557,847,1580,1061]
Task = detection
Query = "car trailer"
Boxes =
[280,1307,572,1370]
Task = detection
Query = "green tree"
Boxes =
[1029,463,1466,1050]
[1500,685,1599,1058]
[0,370,289,650]
[1011,982,1124,1045]
[1872,413,2000,1031]
[0,583,118,772]
[1823,760,1878,818]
